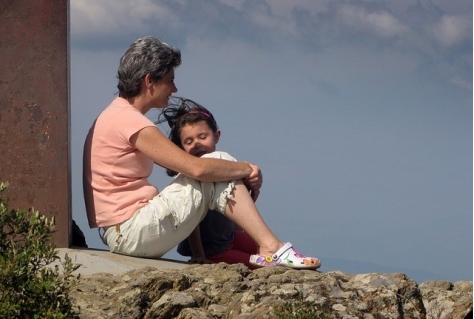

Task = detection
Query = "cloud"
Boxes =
[70,0,182,49]
[338,4,408,38]
[71,0,177,36]
[431,14,472,48]
[70,1,471,54]
[70,0,471,91]
[450,76,473,90]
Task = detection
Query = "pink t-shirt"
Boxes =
[83,97,159,228]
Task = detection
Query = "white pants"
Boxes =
[102,151,237,258]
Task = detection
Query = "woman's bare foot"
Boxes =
[257,241,284,257]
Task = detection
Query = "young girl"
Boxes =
[161,98,319,270]
[161,98,258,269]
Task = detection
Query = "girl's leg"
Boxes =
[207,246,257,269]
[233,230,258,255]
[206,229,258,268]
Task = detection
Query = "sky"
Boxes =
[69,0,472,283]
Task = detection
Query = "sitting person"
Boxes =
[82,36,321,269]
[161,98,259,269]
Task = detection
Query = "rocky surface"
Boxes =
[70,263,472,319]
[420,280,473,319]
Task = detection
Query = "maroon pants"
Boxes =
[207,230,258,269]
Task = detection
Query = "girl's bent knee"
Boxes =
[201,151,237,162]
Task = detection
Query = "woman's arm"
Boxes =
[131,126,257,182]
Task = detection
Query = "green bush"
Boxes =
[0,182,80,319]
[275,293,333,319]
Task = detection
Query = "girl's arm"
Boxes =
[131,126,259,182]
[187,226,212,264]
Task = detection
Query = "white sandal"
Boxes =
[249,242,321,269]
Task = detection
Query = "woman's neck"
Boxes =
[121,96,151,114]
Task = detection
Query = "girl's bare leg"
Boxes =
[224,181,284,256]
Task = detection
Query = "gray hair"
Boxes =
[117,36,181,98]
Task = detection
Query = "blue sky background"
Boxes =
[70,0,472,283]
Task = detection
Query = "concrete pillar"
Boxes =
[0,1,70,247]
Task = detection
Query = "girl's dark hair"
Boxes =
[160,97,219,176]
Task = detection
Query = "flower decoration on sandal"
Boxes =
[251,255,281,266]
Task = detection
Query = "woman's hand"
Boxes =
[244,162,262,202]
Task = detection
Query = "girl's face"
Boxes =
[179,120,220,157]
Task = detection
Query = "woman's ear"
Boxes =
[144,74,153,88]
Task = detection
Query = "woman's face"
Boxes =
[151,69,177,108]
[179,121,220,157]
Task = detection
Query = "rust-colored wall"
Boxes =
[0,1,70,247]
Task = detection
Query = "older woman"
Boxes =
[83,36,320,269]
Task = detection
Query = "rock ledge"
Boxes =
[71,263,473,319]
